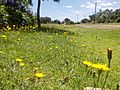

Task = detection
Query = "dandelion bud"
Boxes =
[107,48,112,60]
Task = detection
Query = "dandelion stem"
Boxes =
[102,58,111,89]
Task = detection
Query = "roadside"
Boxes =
[76,24,120,29]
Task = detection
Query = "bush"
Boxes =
[116,17,120,22]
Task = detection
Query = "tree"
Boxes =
[41,17,51,23]
[116,17,120,22]
[0,0,34,28]
[36,0,60,31]
[81,18,89,23]
[62,18,74,24]
[52,19,61,24]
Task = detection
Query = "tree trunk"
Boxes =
[37,0,41,31]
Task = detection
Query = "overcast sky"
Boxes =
[31,0,120,21]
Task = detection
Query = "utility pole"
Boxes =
[94,2,97,24]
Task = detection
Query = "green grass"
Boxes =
[0,24,120,90]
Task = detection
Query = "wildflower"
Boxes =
[34,67,39,70]
[62,50,65,52]
[55,46,58,49]
[17,38,20,41]
[13,25,15,27]
[81,44,85,47]
[6,26,11,30]
[69,39,73,42]
[16,58,23,63]
[64,32,69,36]
[56,33,58,36]
[0,51,4,54]
[34,73,44,78]
[82,60,92,67]
[19,62,25,67]
[92,64,110,71]
[74,40,77,43]
[49,47,52,50]
[1,35,7,38]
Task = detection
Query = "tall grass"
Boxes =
[0,24,120,90]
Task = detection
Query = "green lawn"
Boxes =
[0,24,120,90]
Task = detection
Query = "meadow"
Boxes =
[0,24,120,90]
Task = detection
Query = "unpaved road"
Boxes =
[76,24,120,29]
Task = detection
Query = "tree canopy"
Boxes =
[81,8,120,23]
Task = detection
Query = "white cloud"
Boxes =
[80,0,120,11]
[100,2,113,7]
[113,2,117,4]
[86,2,95,8]
[80,5,85,7]
[63,6,73,8]
[80,2,95,9]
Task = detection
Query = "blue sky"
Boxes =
[31,0,120,22]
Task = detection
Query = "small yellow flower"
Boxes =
[92,64,110,71]
[81,44,85,47]
[6,26,11,30]
[63,32,69,36]
[16,58,23,62]
[56,33,58,36]
[74,40,77,43]
[34,67,39,70]
[19,62,25,67]
[49,48,52,50]
[1,35,7,38]
[62,50,65,52]
[83,60,92,67]
[55,46,58,49]
[34,73,44,78]
[13,25,15,27]
[69,39,73,42]
[0,51,4,54]
[17,38,20,41]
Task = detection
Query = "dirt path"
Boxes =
[76,24,120,29]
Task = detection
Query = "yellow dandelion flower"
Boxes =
[16,58,23,62]
[19,62,25,67]
[34,73,44,78]
[69,39,73,42]
[13,25,15,27]
[63,32,69,36]
[34,67,39,70]
[49,47,52,50]
[17,38,20,41]
[0,51,4,54]
[92,64,110,71]
[74,40,77,43]
[55,46,58,49]
[82,60,92,67]
[56,33,58,36]
[6,26,11,30]
[1,35,7,38]
[62,50,65,52]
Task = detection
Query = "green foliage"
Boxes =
[62,18,75,24]
[81,18,90,23]
[52,19,61,24]
[116,17,120,22]
[0,1,34,29]
[41,17,51,24]
[88,8,120,23]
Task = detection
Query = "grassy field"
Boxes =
[0,24,120,90]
